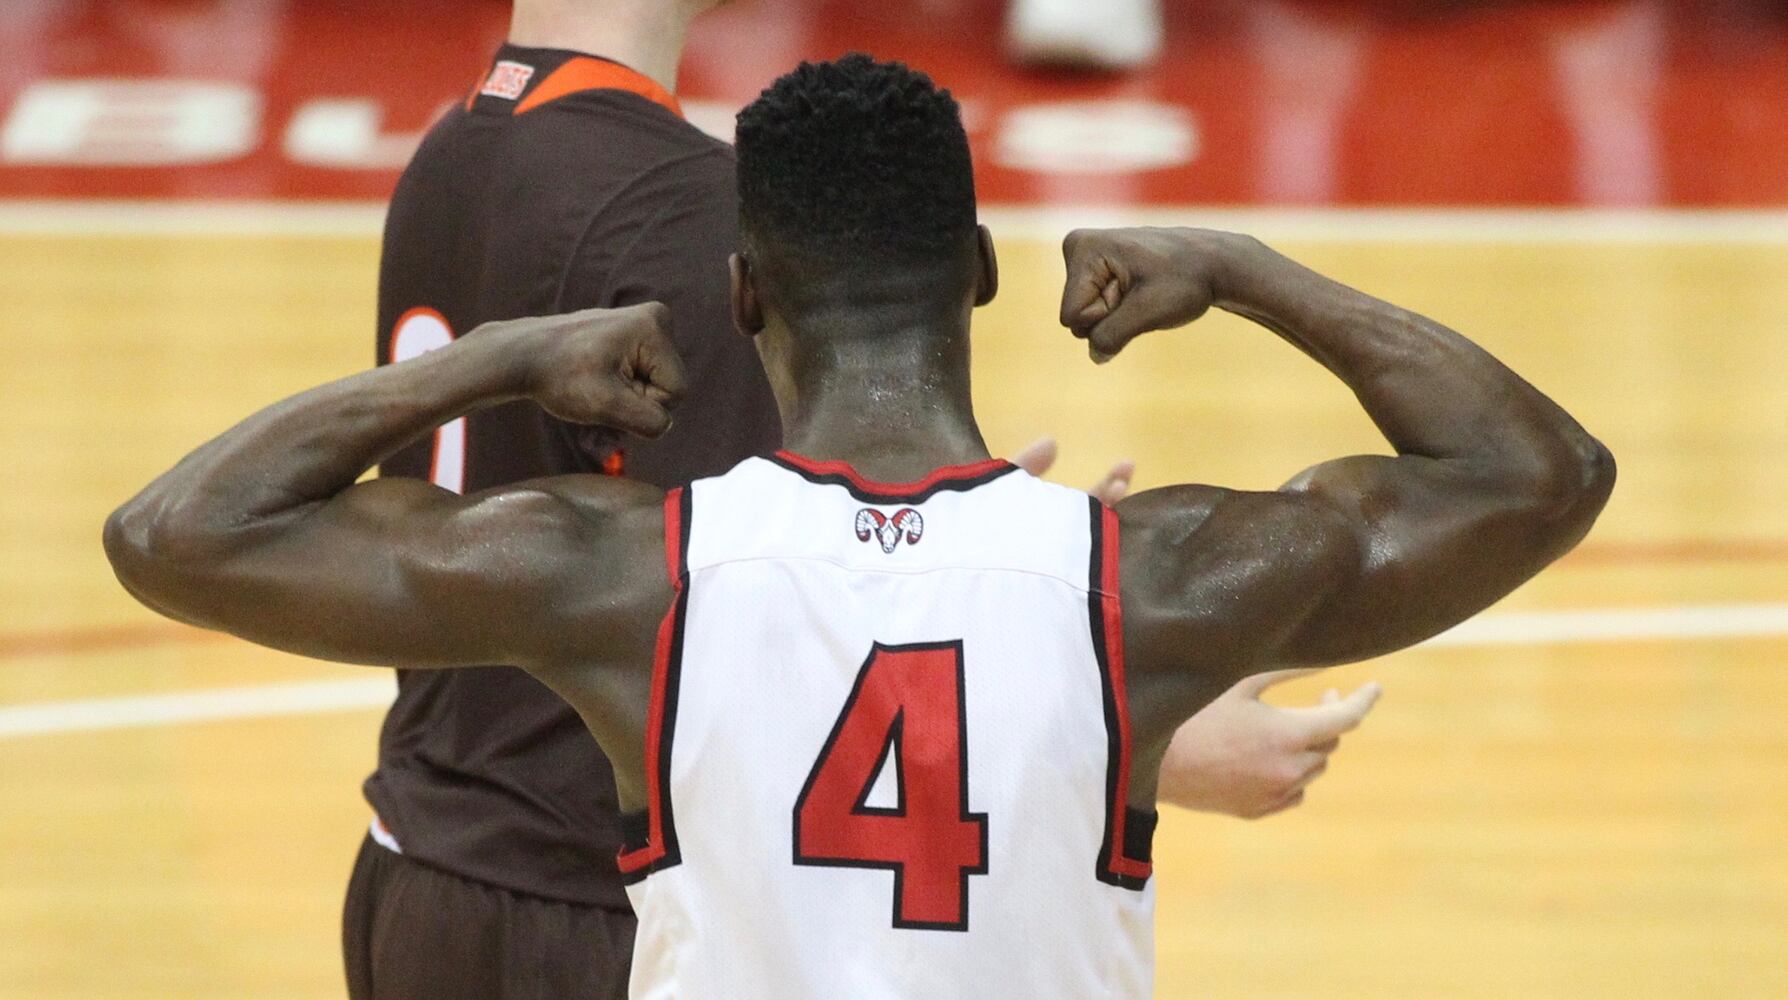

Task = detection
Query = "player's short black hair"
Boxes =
[735,54,977,293]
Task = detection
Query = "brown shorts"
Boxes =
[342,835,635,1000]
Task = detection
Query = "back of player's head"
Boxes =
[735,54,979,317]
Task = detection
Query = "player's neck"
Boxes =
[507,0,698,93]
[775,335,991,481]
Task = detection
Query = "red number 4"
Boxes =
[793,641,989,931]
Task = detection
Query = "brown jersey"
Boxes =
[368,45,778,908]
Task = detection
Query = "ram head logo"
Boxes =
[854,508,924,553]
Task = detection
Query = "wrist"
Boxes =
[457,320,543,402]
[1196,230,1270,312]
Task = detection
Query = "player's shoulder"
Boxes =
[525,474,670,536]
[1120,484,1351,561]
[1116,484,1359,688]
[611,131,734,208]
[1006,466,1099,505]
[435,475,665,570]
[459,476,673,652]
[1116,484,1358,618]
[561,114,734,265]
[539,89,734,166]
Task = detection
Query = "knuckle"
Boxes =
[621,301,670,331]
[1063,228,1106,259]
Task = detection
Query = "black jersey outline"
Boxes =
[1088,496,1155,891]
[766,452,1019,506]
[617,486,692,885]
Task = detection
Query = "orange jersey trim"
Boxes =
[514,56,682,118]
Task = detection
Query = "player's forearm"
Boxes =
[1215,240,1610,491]
[105,330,526,571]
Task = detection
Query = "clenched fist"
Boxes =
[483,302,687,437]
[1059,227,1260,362]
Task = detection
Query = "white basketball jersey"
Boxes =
[617,452,1156,999]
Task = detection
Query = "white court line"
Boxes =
[2,199,1788,242]
[1,603,1784,740]
[0,677,395,739]
[1421,603,1788,647]
[0,199,389,237]
[984,206,1788,244]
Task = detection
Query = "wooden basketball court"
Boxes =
[2,210,1784,997]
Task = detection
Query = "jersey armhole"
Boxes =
[1089,498,1155,889]
[616,487,692,882]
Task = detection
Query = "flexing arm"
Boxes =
[1012,434,1380,818]
[1062,228,1614,688]
[103,305,682,669]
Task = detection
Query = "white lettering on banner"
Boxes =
[283,99,450,170]
[0,78,1200,177]
[993,100,1198,174]
[1,79,260,166]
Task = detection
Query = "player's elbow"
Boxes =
[1507,432,1616,545]
[102,494,242,604]
[1573,436,1617,512]
[1541,432,1614,517]
[104,498,164,579]
[104,500,176,604]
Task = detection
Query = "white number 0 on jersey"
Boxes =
[388,307,466,493]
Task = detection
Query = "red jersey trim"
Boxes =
[616,487,690,881]
[1090,499,1153,888]
[515,56,682,118]
[768,450,1018,504]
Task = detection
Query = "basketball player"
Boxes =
[356,6,762,994]
[106,55,1611,996]
[352,3,1376,996]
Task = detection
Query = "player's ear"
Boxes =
[973,224,999,307]
[730,252,765,338]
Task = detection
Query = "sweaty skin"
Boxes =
[515,0,1367,824]
[1062,229,1613,801]
[104,229,1613,815]
[1010,439,1382,818]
